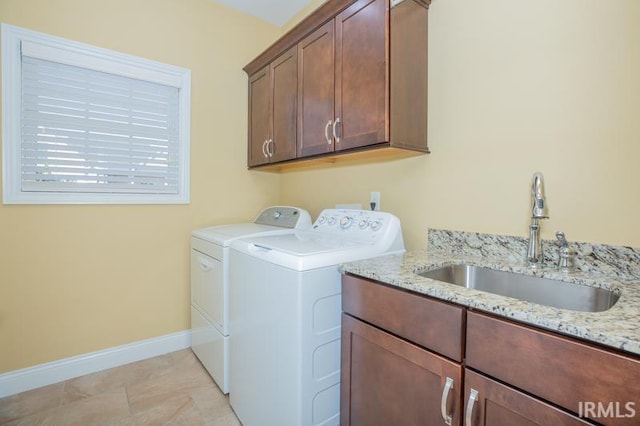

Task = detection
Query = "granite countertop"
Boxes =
[339,229,640,356]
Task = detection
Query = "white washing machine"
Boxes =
[228,209,405,426]
[190,206,311,393]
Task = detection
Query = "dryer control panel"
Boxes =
[254,206,312,229]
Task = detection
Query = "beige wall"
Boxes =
[0,0,281,373]
[2,0,639,375]
[281,0,640,251]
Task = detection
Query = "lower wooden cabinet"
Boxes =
[464,369,590,426]
[341,314,462,426]
[341,274,640,426]
[467,311,640,426]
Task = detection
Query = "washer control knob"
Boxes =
[340,216,353,229]
[273,211,282,219]
[358,219,369,229]
[327,216,337,226]
[370,220,382,231]
[317,216,326,224]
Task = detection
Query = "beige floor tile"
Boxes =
[206,412,242,426]
[0,405,66,426]
[60,388,130,425]
[62,370,126,405]
[117,352,177,387]
[190,386,233,422]
[120,394,206,426]
[0,350,239,426]
[0,383,64,424]
[126,359,215,415]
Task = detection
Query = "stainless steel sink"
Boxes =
[417,264,620,312]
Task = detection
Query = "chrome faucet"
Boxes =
[527,172,549,267]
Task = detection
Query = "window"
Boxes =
[1,24,191,204]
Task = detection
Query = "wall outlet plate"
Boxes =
[370,192,380,211]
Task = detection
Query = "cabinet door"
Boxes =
[464,369,591,426]
[270,46,297,163]
[335,0,388,151]
[247,66,271,167]
[297,20,336,158]
[341,313,462,426]
[467,311,640,425]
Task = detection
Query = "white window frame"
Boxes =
[1,24,191,204]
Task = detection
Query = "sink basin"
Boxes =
[417,264,620,312]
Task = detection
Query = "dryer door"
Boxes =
[191,248,224,331]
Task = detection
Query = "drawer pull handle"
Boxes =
[440,376,454,425]
[324,120,333,144]
[465,389,479,426]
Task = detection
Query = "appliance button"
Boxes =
[327,216,337,225]
[340,216,353,229]
[358,219,368,229]
[370,220,382,231]
[273,211,282,219]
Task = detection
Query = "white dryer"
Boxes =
[190,206,311,393]
[228,209,405,426]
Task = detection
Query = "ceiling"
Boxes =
[214,0,314,27]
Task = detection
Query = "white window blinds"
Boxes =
[2,24,191,204]
[21,55,180,194]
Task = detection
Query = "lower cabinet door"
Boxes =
[341,313,462,426]
[463,369,591,426]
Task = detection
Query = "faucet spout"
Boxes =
[527,172,549,266]
[531,172,549,219]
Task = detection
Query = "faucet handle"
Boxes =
[555,231,575,272]
[555,231,568,247]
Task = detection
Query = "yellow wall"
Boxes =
[0,0,281,373]
[281,0,640,251]
[2,0,639,375]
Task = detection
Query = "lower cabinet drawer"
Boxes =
[466,311,640,425]
[342,274,464,361]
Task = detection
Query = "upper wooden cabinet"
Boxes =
[297,20,336,157]
[247,46,298,167]
[298,0,387,157]
[244,0,430,170]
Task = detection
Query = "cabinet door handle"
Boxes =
[262,140,269,158]
[324,120,333,144]
[440,377,454,426]
[333,117,341,143]
[465,389,479,426]
[267,138,274,157]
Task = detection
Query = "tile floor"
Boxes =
[0,349,240,425]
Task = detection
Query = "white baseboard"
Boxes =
[0,330,191,398]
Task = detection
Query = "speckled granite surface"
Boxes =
[340,229,640,356]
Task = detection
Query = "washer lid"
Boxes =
[246,232,367,256]
[230,232,403,271]
[192,223,287,245]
